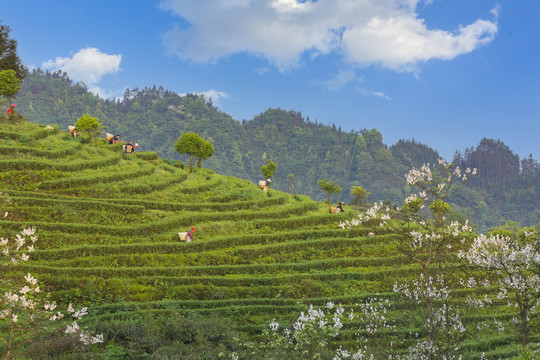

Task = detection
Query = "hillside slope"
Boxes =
[14,70,540,233]
[0,120,529,358]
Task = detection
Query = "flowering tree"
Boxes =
[339,160,477,359]
[1,207,102,359]
[226,299,392,360]
[459,228,540,346]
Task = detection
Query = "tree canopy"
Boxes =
[0,21,28,80]
[0,69,21,106]
[351,185,370,210]
[260,159,277,180]
[174,132,214,172]
[75,113,103,141]
[317,179,341,205]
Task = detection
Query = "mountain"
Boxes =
[13,69,540,232]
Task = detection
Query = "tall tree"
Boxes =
[317,179,341,205]
[0,22,28,80]
[0,69,21,106]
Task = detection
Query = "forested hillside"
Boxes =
[15,69,540,231]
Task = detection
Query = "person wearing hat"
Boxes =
[110,134,121,144]
[7,103,16,115]
[337,201,345,213]
[185,227,196,242]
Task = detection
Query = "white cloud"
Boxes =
[200,90,230,104]
[160,0,498,73]
[89,85,127,100]
[317,68,358,91]
[372,91,391,100]
[42,47,122,84]
[177,90,230,105]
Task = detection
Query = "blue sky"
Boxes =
[3,0,539,161]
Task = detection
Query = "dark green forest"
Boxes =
[14,69,540,231]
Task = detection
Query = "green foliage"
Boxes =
[75,113,103,142]
[260,159,277,180]
[317,179,341,205]
[0,21,28,80]
[174,132,214,172]
[0,69,21,105]
[351,185,369,210]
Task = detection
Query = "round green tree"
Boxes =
[75,113,103,142]
[174,132,214,173]
[351,185,370,210]
[0,69,20,107]
[318,179,341,205]
[196,138,214,168]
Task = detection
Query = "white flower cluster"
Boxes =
[405,160,475,195]
[1,227,37,265]
[0,273,42,322]
[393,274,451,304]
[0,226,103,350]
[357,298,392,335]
[261,300,394,360]
[339,202,390,229]
[65,321,104,345]
[459,234,540,273]
[459,231,540,341]
[291,304,338,336]
[406,164,433,185]
[333,346,374,360]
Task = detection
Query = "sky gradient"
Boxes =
[3,0,538,161]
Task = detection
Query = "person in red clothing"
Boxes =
[7,103,15,115]
[185,227,196,242]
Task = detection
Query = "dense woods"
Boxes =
[14,69,540,232]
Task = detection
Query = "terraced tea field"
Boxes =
[0,122,528,358]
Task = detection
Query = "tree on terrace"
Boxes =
[0,69,21,107]
[351,185,370,210]
[75,113,103,142]
[174,132,214,173]
[317,179,341,205]
[260,159,277,185]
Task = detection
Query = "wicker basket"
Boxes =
[178,232,188,241]
[329,207,341,214]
